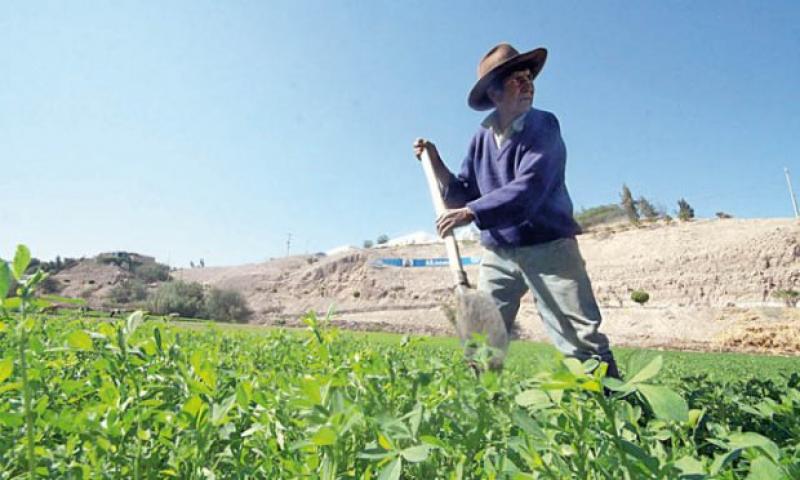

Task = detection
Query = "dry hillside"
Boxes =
[172,218,800,354]
[53,218,800,354]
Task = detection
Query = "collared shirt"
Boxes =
[443,108,581,248]
[481,111,528,148]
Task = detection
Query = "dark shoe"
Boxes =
[605,356,622,380]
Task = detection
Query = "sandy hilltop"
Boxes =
[164,218,800,355]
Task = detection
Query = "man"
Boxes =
[413,43,620,378]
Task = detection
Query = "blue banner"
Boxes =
[377,257,481,267]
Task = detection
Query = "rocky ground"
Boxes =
[54,218,800,354]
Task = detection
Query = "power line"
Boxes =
[785,167,799,219]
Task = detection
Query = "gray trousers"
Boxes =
[477,237,614,363]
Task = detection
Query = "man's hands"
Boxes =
[413,137,474,236]
[412,138,442,163]
[436,207,475,237]
[413,137,451,191]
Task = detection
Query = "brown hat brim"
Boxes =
[468,48,547,111]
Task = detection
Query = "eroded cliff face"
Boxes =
[583,218,799,308]
[167,218,799,323]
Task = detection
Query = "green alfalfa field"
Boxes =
[1,244,799,479]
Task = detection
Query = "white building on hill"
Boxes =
[384,231,440,247]
[325,244,360,256]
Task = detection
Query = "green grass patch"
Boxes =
[256,327,800,385]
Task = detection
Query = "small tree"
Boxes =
[773,289,799,308]
[636,196,659,221]
[677,198,695,221]
[109,279,148,304]
[363,240,374,249]
[620,184,639,225]
[148,280,206,318]
[376,234,390,245]
[631,290,650,306]
[205,287,251,323]
[716,211,733,219]
[134,262,170,283]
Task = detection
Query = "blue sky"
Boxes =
[2,1,798,266]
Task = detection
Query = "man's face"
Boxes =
[492,69,534,115]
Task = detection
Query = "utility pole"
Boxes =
[286,233,292,256]
[786,168,799,219]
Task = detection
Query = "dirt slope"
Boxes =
[172,218,800,354]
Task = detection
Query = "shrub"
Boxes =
[134,262,170,283]
[109,279,148,304]
[39,276,61,294]
[148,280,206,318]
[716,211,733,219]
[631,290,650,306]
[773,289,799,307]
[636,196,659,221]
[363,240,373,249]
[677,198,695,221]
[376,234,389,245]
[574,204,626,230]
[205,287,251,323]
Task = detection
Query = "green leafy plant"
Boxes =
[1,244,85,478]
[631,289,651,306]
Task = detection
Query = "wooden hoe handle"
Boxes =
[419,148,470,289]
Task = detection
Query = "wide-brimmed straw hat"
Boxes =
[468,43,548,111]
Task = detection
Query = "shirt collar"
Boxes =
[481,109,529,134]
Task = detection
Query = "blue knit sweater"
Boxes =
[443,108,581,248]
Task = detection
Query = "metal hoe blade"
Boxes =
[454,287,509,369]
